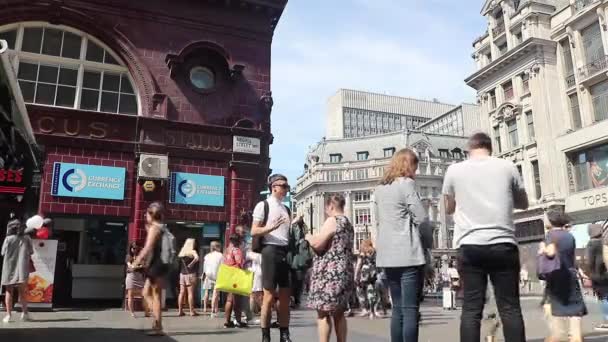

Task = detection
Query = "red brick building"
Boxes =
[0,0,286,304]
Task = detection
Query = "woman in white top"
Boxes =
[201,241,223,317]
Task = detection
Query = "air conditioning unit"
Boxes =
[138,154,169,179]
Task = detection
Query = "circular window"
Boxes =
[189,66,215,90]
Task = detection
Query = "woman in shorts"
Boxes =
[177,238,199,317]
[133,202,168,336]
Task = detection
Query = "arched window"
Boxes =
[0,23,138,115]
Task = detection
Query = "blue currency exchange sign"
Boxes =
[170,172,225,207]
[51,163,126,200]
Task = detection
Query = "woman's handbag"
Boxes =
[537,233,561,280]
[215,264,254,296]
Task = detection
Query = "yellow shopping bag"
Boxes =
[215,264,254,296]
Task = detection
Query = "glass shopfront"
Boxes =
[51,216,127,306]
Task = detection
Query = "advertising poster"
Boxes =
[589,152,608,189]
[24,239,58,308]
[169,172,225,206]
[51,162,126,200]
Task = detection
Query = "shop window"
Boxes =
[353,191,370,202]
[328,171,342,182]
[357,151,369,161]
[570,144,608,191]
[526,111,535,140]
[354,208,371,226]
[329,154,342,163]
[383,147,395,158]
[354,168,368,180]
[507,119,519,148]
[532,160,542,199]
[1,23,139,115]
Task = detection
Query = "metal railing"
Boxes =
[492,21,506,37]
[574,0,598,12]
[579,55,608,79]
[565,74,576,88]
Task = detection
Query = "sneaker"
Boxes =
[357,310,369,317]
[2,315,11,324]
[595,323,608,332]
[368,313,374,320]
[271,321,280,329]
[279,332,292,342]
[21,313,31,322]
[250,319,261,325]
[224,321,236,329]
[237,321,248,328]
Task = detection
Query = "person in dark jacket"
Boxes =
[588,223,608,331]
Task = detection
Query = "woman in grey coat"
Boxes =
[2,219,34,323]
[374,148,431,342]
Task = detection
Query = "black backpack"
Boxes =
[251,200,291,253]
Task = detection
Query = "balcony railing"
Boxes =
[579,55,608,79]
[565,74,576,88]
[492,22,506,37]
[574,0,598,12]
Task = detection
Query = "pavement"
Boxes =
[1,297,608,341]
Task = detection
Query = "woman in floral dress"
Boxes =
[306,194,354,342]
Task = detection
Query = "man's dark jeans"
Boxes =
[458,243,526,342]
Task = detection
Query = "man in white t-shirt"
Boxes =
[251,174,291,342]
[443,132,528,342]
[201,241,223,317]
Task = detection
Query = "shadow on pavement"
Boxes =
[527,332,608,342]
[29,318,89,323]
[0,327,180,342]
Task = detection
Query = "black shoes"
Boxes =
[279,333,292,342]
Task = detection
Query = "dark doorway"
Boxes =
[53,230,80,306]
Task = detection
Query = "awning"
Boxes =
[0,39,40,170]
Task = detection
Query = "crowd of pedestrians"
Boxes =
[6,131,608,342]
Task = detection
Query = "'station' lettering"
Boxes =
[164,130,227,151]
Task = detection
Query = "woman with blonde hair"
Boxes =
[177,238,199,317]
[374,148,431,342]
[355,239,380,319]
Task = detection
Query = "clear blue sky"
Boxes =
[269,0,487,184]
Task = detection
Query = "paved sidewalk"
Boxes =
[1,298,608,341]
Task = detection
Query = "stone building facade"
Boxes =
[0,0,286,304]
[466,0,608,271]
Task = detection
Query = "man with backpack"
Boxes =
[251,174,293,342]
[288,216,313,309]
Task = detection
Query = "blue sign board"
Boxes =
[51,163,126,200]
[170,172,225,207]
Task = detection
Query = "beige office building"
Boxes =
[466,0,608,265]
[294,90,480,253]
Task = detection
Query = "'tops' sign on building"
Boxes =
[51,163,126,200]
[170,172,225,207]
